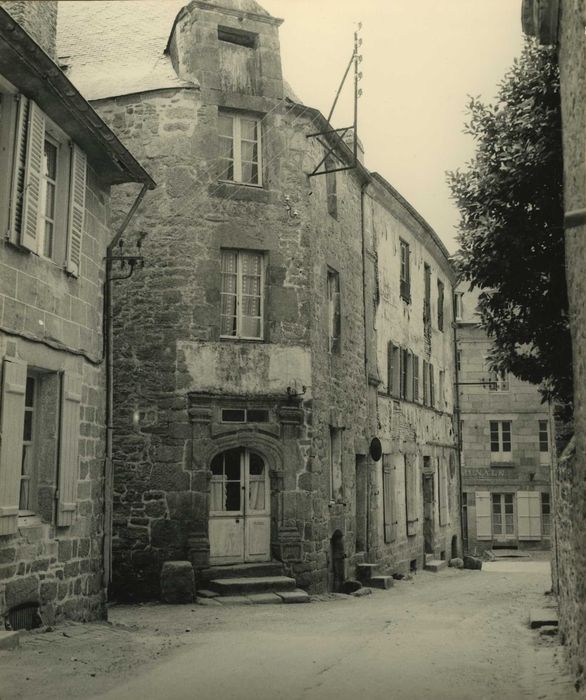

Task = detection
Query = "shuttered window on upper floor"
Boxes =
[0,91,87,277]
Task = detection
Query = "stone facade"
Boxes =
[0,1,57,59]
[0,6,152,625]
[456,285,552,554]
[58,0,459,598]
[523,0,586,689]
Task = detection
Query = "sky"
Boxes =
[260,0,525,252]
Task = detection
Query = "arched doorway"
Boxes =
[208,448,270,565]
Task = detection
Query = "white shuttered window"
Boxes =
[6,96,87,277]
[475,491,492,540]
[517,491,541,541]
[220,249,264,339]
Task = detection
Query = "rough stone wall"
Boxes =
[0,1,58,59]
[0,166,111,623]
[368,183,461,571]
[556,0,586,689]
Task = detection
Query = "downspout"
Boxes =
[103,182,150,591]
[360,180,370,556]
[452,294,466,555]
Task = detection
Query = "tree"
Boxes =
[447,38,571,406]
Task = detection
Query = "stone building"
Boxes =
[455,284,552,554]
[523,0,586,690]
[58,0,460,599]
[0,2,153,625]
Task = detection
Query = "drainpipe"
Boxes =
[103,182,150,590]
[452,296,466,555]
[360,180,371,556]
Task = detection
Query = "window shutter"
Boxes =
[475,491,492,540]
[517,491,541,540]
[382,455,393,543]
[405,454,418,535]
[0,357,27,535]
[8,95,29,244]
[439,461,448,526]
[20,100,45,252]
[66,144,87,277]
[57,372,82,526]
[413,354,419,402]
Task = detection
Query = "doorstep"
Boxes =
[196,588,310,606]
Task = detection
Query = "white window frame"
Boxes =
[490,420,512,462]
[327,268,341,354]
[220,249,264,340]
[454,292,464,321]
[19,373,39,515]
[492,492,515,537]
[218,112,262,187]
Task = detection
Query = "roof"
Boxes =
[57,0,193,101]
[0,7,154,188]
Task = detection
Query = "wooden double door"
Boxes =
[208,448,271,565]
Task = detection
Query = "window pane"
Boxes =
[247,409,269,423]
[219,160,234,181]
[240,119,258,141]
[218,114,234,137]
[23,410,33,442]
[241,316,261,338]
[221,315,238,336]
[224,448,241,480]
[44,140,57,179]
[219,136,234,159]
[249,453,264,476]
[225,481,241,511]
[241,162,258,184]
[43,221,54,258]
[25,377,35,407]
[210,454,224,476]
[241,141,257,163]
[222,409,246,422]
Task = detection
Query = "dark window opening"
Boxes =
[218,26,258,48]
[222,408,246,423]
[247,409,269,423]
[221,408,269,423]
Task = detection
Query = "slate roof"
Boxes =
[57,0,193,100]
[57,0,286,102]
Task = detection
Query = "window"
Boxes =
[423,263,431,324]
[429,363,435,408]
[221,408,269,423]
[488,370,509,392]
[218,112,262,186]
[422,360,429,406]
[329,427,343,501]
[454,292,464,321]
[492,493,515,537]
[218,25,257,48]
[539,420,549,464]
[399,240,410,302]
[220,249,264,340]
[0,358,81,535]
[325,155,337,219]
[490,420,512,462]
[400,348,412,400]
[456,349,462,372]
[327,269,341,353]
[412,354,420,402]
[388,342,400,397]
[439,369,445,410]
[437,279,444,331]
[0,91,87,276]
[541,492,551,537]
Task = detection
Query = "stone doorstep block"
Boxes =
[196,589,219,599]
[196,598,222,607]
[246,593,282,605]
[160,561,195,604]
[277,589,310,604]
[216,596,252,606]
[424,560,448,573]
[369,575,394,590]
[0,631,20,650]
[530,609,559,629]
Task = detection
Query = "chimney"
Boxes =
[1,1,58,60]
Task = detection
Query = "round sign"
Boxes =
[369,437,382,462]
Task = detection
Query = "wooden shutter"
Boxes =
[66,144,87,277]
[475,491,492,540]
[405,454,418,535]
[20,100,45,253]
[439,461,448,526]
[517,491,541,540]
[382,455,394,543]
[57,372,82,526]
[429,364,435,407]
[422,361,428,405]
[8,94,29,243]
[0,357,27,535]
[413,354,419,402]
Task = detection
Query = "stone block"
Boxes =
[449,557,464,569]
[463,555,483,570]
[340,579,362,594]
[160,561,195,604]
[0,632,20,650]
[277,589,310,604]
[5,576,39,608]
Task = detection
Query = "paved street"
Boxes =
[0,556,575,700]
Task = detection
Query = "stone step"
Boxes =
[208,575,297,596]
[424,559,448,573]
[355,563,381,582]
[425,553,435,564]
[369,575,394,590]
[529,608,559,629]
[199,562,284,583]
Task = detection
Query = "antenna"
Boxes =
[306,22,363,177]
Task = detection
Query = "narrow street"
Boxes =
[0,555,575,700]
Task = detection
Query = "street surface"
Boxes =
[0,554,576,700]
